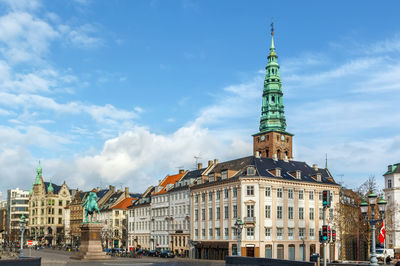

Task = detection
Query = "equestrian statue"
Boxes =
[82,191,101,223]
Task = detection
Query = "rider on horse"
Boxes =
[82,191,101,223]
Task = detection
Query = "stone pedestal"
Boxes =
[71,223,110,260]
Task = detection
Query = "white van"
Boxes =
[376,248,394,261]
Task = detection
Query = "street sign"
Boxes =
[27,240,33,246]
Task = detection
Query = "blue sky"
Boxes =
[1,0,400,196]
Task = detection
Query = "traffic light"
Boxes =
[319,230,323,243]
[322,225,328,242]
[332,229,336,242]
[328,226,331,242]
[323,190,331,207]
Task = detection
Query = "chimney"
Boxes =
[179,169,184,174]
[283,155,289,162]
[255,151,260,158]
[197,163,203,170]
[125,187,129,198]
[214,159,219,164]
[208,160,213,167]
[111,186,115,193]
[313,164,318,171]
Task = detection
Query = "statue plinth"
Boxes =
[71,223,110,260]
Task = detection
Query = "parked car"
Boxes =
[148,250,159,257]
[376,248,394,262]
[159,250,175,258]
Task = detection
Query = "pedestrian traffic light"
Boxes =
[322,225,328,242]
[319,230,323,243]
[323,190,331,207]
[332,229,336,242]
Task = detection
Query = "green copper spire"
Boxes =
[34,160,42,185]
[48,180,54,193]
[29,185,33,195]
[259,22,288,133]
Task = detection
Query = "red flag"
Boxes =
[379,221,385,243]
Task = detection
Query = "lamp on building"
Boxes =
[234,218,244,256]
[360,192,387,266]
[19,214,26,258]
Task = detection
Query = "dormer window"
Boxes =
[296,170,301,179]
[247,167,255,176]
[276,168,281,177]
[209,173,215,182]
[221,170,228,179]
[388,165,392,172]
[317,174,322,182]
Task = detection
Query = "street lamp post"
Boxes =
[19,214,26,258]
[234,218,244,256]
[360,192,387,266]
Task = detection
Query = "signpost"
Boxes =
[27,240,33,246]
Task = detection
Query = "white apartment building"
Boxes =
[383,163,400,254]
[150,171,185,251]
[7,187,29,242]
[167,162,214,256]
[128,188,152,251]
[190,156,340,261]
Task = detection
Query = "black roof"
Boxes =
[100,191,123,210]
[181,168,206,180]
[192,156,339,189]
[43,182,62,194]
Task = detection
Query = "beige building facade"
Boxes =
[190,156,341,261]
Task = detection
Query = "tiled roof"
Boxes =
[100,191,123,210]
[111,197,137,210]
[152,172,185,195]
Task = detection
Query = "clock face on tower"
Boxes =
[261,135,265,141]
[281,135,285,141]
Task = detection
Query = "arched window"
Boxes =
[265,244,272,258]
[277,244,284,259]
[289,244,295,260]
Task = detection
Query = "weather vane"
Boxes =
[270,19,274,36]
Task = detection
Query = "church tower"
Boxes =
[253,23,294,160]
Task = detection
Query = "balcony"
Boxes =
[244,217,256,224]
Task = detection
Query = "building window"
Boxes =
[388,179,392,188]
[277,206,283,219]
[224,206,229,219]
[309,228,315,238]
[208,192,213,201]
[247,186,254,196]
[201,193,205,202]
[247,167,255,176]
[247,205,254,217]
[216,190,221,200]
[247,227,254,237]
[319,191,323,201]
[296,171,301,179]
[277,188,283,198]
[265,227,271,238]
[299,207,304,220]
[224,228,229,238]
[288,228,294,239]
[319,208,323,220]
[202,229,205,238]
[288,206,294,219]
[233,205,238,218]
[288,188,294,199]
[195,229,198,237]
[298,190,304,200]
[233,187,237,197]
[216,207,220,220]
[209,228,213,237]
[299,228,305,238]
[201,208,205,220]
[216,228,220,237]
[209,173,214,182]
[276,228,283,240]
[309,190,314,200]
[224,188,229,199]
[209,207,213,220]
[232,244,238,255]
[195,195,198,203]
[265,205,271,219]
[329,209,334,220]
[195,209,198,221]
[221,170,228,179]
[265,187,271,197]
[309,208,314,220]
